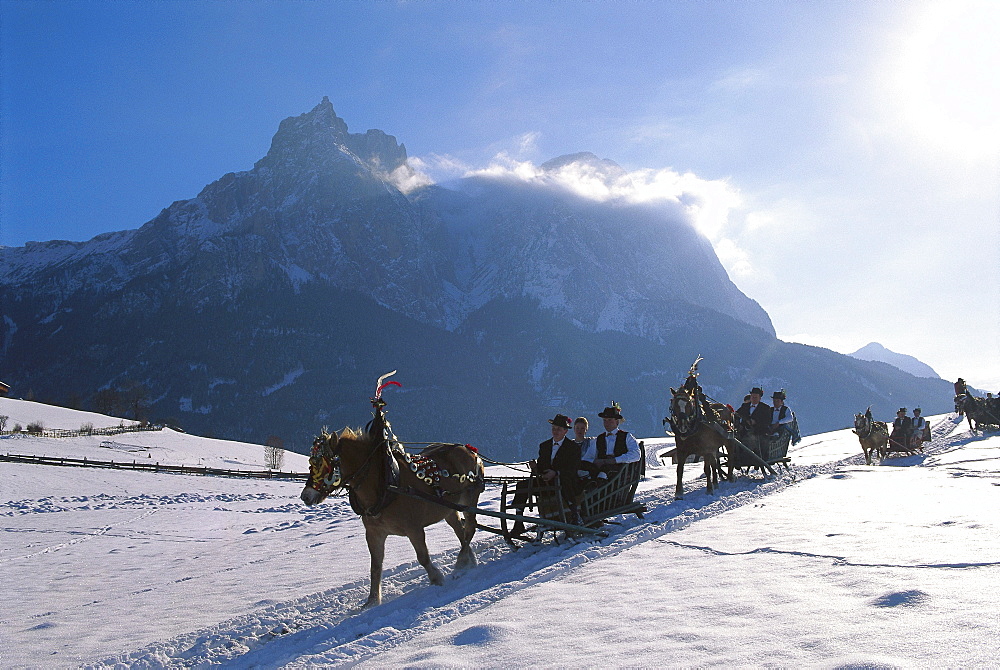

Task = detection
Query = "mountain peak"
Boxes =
[540,152,627,181]
[849,342,941,379]
[257,98,407,173]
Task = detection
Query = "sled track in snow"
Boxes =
[89,416,970,668]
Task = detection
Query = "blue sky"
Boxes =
[2,0,998,389]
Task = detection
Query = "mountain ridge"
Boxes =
[0,99,954,453]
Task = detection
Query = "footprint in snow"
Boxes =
[871,589,929,608]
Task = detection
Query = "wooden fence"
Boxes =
[0,452,309,481]
[0,423,165,439]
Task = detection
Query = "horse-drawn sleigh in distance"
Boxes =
[662,358,798,499]
[957,393,1000,433]
[853,406,931,464]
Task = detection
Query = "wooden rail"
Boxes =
[0,452,309,480]
[0,424,164,439]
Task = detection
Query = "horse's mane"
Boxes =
[323,426,371,443]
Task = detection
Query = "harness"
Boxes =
[856,414,888,439]
[307,400,482,518]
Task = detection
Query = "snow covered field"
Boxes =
[2,398,998,667]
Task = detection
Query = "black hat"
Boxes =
[548,414,572,429]
[598,402,623,420]
[772,389,786,400]
[750,387,764,396]
[913,407,921,414]
[897,407,907,414]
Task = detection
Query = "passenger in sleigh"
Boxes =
[736,387,772,440]
[910,408,929,450]
[580,403,641,484]
[510,414,582,534]
[889,408,912,450]
[768,390,795,438]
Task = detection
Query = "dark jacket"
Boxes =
[736,401,772,436]
[537,437,582,500]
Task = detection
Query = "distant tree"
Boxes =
[0,415,8,431]
[80,422,94,435]
[26,421,44,434]
[264,435,285,470]
[66,393,83,410]
[93,389,123,416]
[122,381,149,422]
[25,389,35,402]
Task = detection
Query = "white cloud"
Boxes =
[461,153,759,277]
[713,238,756,279]
[385,162,435,194]
[405,150,767,280]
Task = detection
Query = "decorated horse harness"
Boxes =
[305,372,481,518]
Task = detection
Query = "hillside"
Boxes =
[2,400,998,667]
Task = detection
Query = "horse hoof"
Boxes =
[361,598,381,609]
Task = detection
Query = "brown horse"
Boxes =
[853,409,889,465]
[300,427,485,608]
[668,386,733,499]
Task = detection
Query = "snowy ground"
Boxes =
[2,398,998,668]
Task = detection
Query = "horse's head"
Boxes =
[301,430,343,506]
[854,413,866,431]
[669,386,698,434]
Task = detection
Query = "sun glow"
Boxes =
[894,0,1000,158]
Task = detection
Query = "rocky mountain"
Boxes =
[849,342,941,380]
[0,99,954,457]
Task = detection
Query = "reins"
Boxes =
[399,442,533,472]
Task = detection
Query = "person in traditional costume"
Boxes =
[736,387,772,437]
[889,407,912,450]
[580,402,641,480]
[768,389,795,437]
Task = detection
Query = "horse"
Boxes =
[667,385,733,499]
[961,394,1000,433]
[300,427,485,608]
[853,409,889,465]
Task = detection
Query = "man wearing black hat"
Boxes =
[768,389,794,436]
[736,387,772,438]
[511,414,582,534]
[889,407,912,451]
[582,402,641,479]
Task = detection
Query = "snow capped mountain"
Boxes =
[849,342,941,380]
[0,99,955,453]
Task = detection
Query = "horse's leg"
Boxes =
[363,524,387,608]
[725,440,735,482]
[445,510,477,570]
[406,527,445,586]
[675,458,685,500]
[703,456,715,494]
